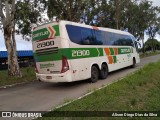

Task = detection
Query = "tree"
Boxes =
[0,0,43,77]
[47,0,88,22]
[145,39,160,51]
[0,0,22,77]
[15,1,41,39]
[125,0,154,53]
[147,7,160,52]
[88,0,115,27]
[119,0,160,53]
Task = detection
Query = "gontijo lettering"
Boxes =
[33,31,49,39]
[121,48,131,53]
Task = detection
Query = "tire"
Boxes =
[90,66,99,83]
[100,64,108,79]
[131,58,136,68]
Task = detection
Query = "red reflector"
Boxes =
[61,56,69,73]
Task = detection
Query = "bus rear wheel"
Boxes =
[90,66,99,83]
[100,64,108,79]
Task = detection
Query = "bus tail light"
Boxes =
[61,56,69,73]
[34,63,39,73]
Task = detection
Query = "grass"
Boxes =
[37,61,160,120]
[140,51,160,58]
[0,67,36,87]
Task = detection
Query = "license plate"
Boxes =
[46,76,52,79]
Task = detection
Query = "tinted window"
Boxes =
[66,25,81,44]
[104,32,114,45]
[81,27,95,45]
[66,25,133,46]
[66,25,95,45]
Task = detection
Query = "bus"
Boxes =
[32,20,140,83]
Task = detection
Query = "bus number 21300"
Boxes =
[72,50,90,57]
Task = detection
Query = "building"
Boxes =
[0,50,33,69]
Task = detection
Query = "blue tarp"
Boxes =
[0,50,33,58]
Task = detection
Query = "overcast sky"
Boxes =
[151,0,160,6]
[0,0,160,51]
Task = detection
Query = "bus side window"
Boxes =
[94,30,103,45]
[81,28,94,45]
[129,36,135,47]
[131,36,137,48]
[125,35,134,46]
[66,25,81,44]
[112,33,123,46]
[105,32,114,45]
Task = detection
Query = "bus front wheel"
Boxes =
[100,64,108,79]
[90,66,99,83]
[131,58,136,68]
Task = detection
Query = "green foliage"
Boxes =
[15,1,40,38]
[47,0,87,21]
[144,39,160,51]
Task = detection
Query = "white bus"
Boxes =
[32,20,140,83]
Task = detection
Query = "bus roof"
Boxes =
[60,20,133,36]
[33,20,133,37]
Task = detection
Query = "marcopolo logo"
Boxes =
[40,63,54,69]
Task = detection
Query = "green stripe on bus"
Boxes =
[34,48,104,62]
[98,48,104,56]
[53,25,60,36]
[33,47,133,62]
[109,48,114,55]
[63,48,103,59]
[112,56,117,63]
